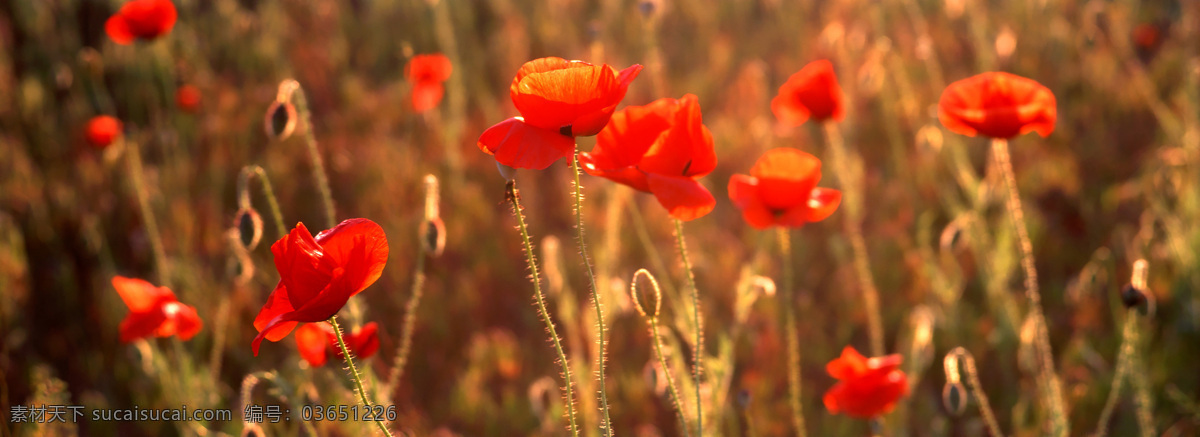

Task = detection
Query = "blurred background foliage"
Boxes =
[1,0,1198,435]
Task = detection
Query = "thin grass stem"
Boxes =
[673,218,704,436]
[777,228,807,437]
[329,316,393,437]
[944,347,1005,436]
[289,83,337,230]
[507,180,579,436]
[568,150,613,435]
[991,138,1067,435]
[125,137,169,287]
[631,269,691,437]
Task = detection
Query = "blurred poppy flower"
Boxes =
[581,94,717,221]
[105,0,177,45]
[1131,23,1161,50]
[112,276,202,343]
[295,321,380,367]
[478,57,642,170]
[176,85,201,113]
[252,218,389,356]
[85,115,123,149]
[823,346,908,419]
[728,148,841,229]
[771,59,845,126]
[938,72,1056,139]
[406,54,452,113]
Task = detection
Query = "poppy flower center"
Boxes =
[559,125,573,136]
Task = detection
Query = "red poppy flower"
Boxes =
[112,276,202,343]
[478,57,642,170]
[823,346,909,419]
[580,94,717,221]
[1131,24,1161,50]
[728,148,841,229]
[105,0,177,45]
[85,115,123,149]
[176,85,201,113]
[771,59,845,126]
[406,54,453,113]
[295,321,380,367]
[938,72,1056,139]
[252,218,389,356]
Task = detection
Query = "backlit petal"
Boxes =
[315,218,389,298]
[295,323,330,367]
[478,117,576,170]
[646,174,715,221]
[112,276,175,313]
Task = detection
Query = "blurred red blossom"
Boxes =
[105,0,177,45]
[295,322,380,367]
[252,219,389,356]
[823,346,909,419]
[176,85,201,113]
[728,148,841,229]
[112,276,202,343]
[938,72,1056,139]
[478,57,642,170]
[582,94,717,221]
[85,115,123,149]
[406,54,453,113]
[771,59,845,126]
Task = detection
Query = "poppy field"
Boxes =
[2,0,1199,436]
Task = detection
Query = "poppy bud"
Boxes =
[1120,283,1146,309]
[630,269,662,319]
[420,217,445,257]
[85,115,123,149]
[264,100,296,141]
[234,207,264,251]
[423,174,440,221]
[942,382,967,416]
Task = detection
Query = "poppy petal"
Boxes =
[350,322,380,359]
[411,81,445,113]
[315,218,389,298]
[253,283,300,343]
[579,152,652,192]
[772,60,844,126]
[592,97,677,169]
[119,311,168,343]
[751,148,822,210]
[570,64,644,136]
[646,174,715,221]
[478,117,576,170]
[271,223,337,307]
[938,72,1056,139]
[639,94,717,178]
[295,323,330,367]
[112,276,175,313]
[826,346,870,380]
[512,62,617,132]
[156,301,203,341]
[728,175,776,230]
[805,187,842,222]
[105,14,135,45]
[406,54,452,83]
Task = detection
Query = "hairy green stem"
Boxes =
[673,218,704,436]
[822,122,885,357]
[991,138,1067,435]
[945,347,1004,436]
[568,151,613,435]
[290,84,337,230]
[125,138,169,286]
[238,165,287,239]
[329,316,393,436]
[507,180,579,436]
[387,251,426,397]
[631,269,691,437]
[777,228,807,437]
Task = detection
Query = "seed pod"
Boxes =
[234,207,264,251]
[420,217,445,257]
[942,381,967,416]
[264,80,299,141]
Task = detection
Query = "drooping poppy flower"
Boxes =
[938,72,1057,139]
[105,0,178,45]
[176,85,201,113]
[580,94,717,221]
[478,57,643,170]
[406,54,453,113]
[728,148,841,229]
[112,276,202,343]
[252,218,389,356]
[85,115,123,149]
[771,59,845,126]
[295,321,381,367]
[823,346,909,419]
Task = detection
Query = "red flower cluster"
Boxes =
[112,276,202,343]
[406,54,453,113]
[253,219,389,356]
[85,116,123,149]
[581,94,717,221]
[772,60,845,126]
[728,148,841,229]
[478,57,642,170]
[823,346,909,419]
[105,0,177,45]
[938,72,1056,139]
[295,322,380,367]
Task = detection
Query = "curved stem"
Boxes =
[945,347,1004,436]
[291,85,336,230]
[507,180,579,436]
[329,316,393,436]
[991,138,1067,435]
[568,151,612,435]
[673,218,704,436]
[822,122,884,357]
[387,250,426,398]
[777,228,807,437]
[632,269,691,437]
[238,165,287,239]
[125,138,169,286]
